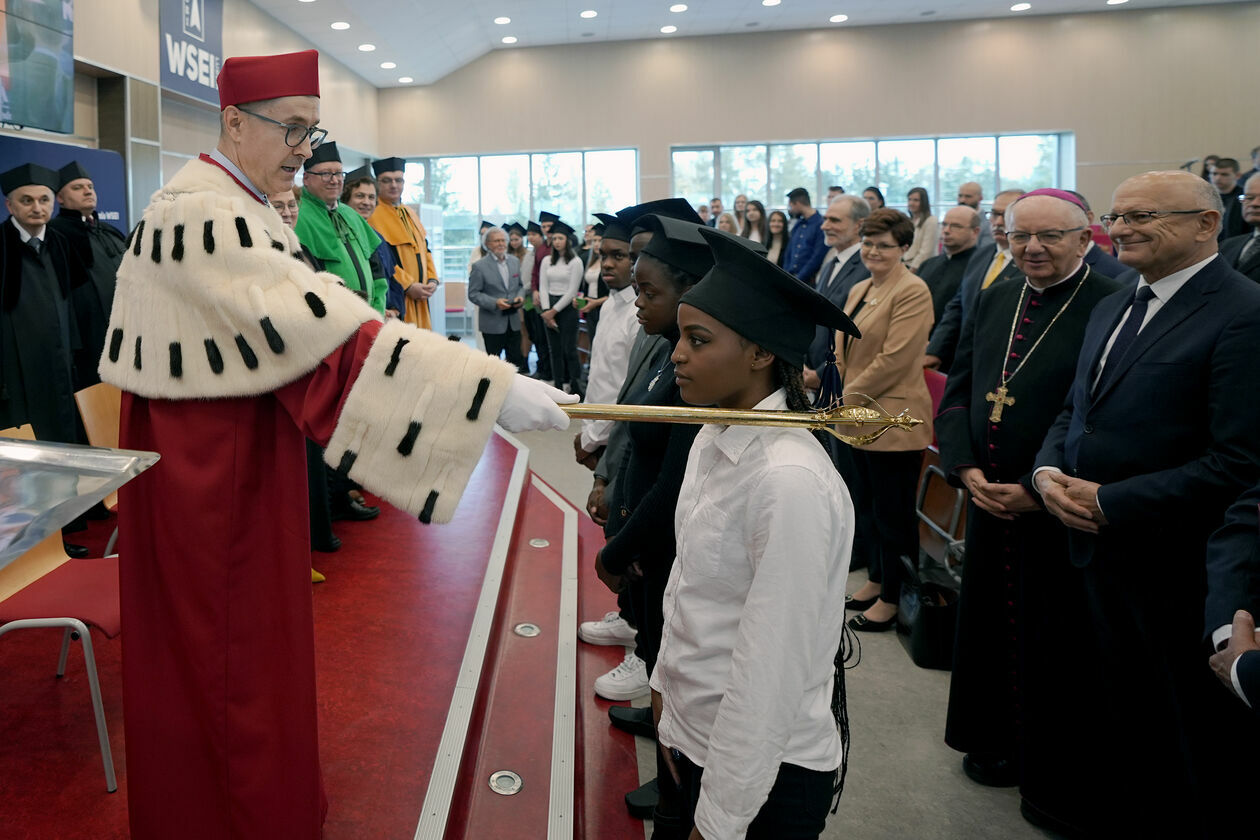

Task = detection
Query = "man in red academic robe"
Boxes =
[99,50,572,839]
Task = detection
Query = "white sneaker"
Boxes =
[594,652,649,701]
[578,611,636,646]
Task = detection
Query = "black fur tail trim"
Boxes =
[130,220,144,256]
[172,224,185,262]
[203,220,215,254]
[108,329,124,363]
[150,227,162,264]
[384,338,410,376]
[235,217,253,248]
[133,336,143,371]
[304,292,327,318]
[466,378,491,420]
[168,342,182,378]
[204,338,224,374]
[334,450,357,479]
[234,334,259,370]
[397,421,423,456]
[260,317,285,353]
[418,491,439,524]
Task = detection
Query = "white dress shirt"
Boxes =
[821,242,861,293]
[579,284,640,451]
[540,255,583,311]
[11,216,46,243]
[650,390,854,840]
[208,148,268,205]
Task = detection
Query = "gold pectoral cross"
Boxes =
[985,385,1015,423]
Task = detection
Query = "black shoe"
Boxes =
[85,501,111,521]
[847,613,897,632]
[1020,797,1085,838]
[962,754,1018,787]
[312,535,341,553]
[845,593,878,611]
[625,777,659,820]
[331,499,380,522]
[63,542,90,559]
[609,705,656,739]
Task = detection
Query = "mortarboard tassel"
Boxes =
[814,330,844,410]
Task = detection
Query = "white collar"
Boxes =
[208,148,269,205]
[835,241,861,266]
[10,216,45,243]
[1138,253,1217,302]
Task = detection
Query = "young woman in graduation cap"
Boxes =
[650,226,860,840]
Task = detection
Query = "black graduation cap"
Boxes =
[591,222,606,236]
[0,163,58,196]
[549,220,575,238]
[503,221,527,237]
[344,164,373,184]
[303,141,341,171]
[56,161,92,191]
[479,220,496,231]
[681,227,859,369]
[538,211,561,225]
[635,214,718,280]
[527,221,542,235]
[371,157,407,176]
[592,212,633,243]
[621,198,702,227]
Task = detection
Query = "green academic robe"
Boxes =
[293,189,388,313]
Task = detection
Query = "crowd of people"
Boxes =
[3,43,1260,838]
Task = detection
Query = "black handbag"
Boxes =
[896,554,960,671]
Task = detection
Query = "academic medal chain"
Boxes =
[985,267,1090,423]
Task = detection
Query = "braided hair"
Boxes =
[773,354,857,808]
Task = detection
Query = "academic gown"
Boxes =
[102,156,517,840]
[48,207,125,387]
[936,264,1121,829]
[0,222,80,442]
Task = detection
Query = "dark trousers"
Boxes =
[547,296,582,393]
[849,448,922,606]
[674,752,835,840]
[523,305,552,378]
[305,439,335,545]
[483,328,527,373]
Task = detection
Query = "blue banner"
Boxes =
[0,136,129,231]
[159,0,224,106]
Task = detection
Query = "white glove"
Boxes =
[497,375,576,432]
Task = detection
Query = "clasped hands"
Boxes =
[404,281,438,301]
[958,468,1040,520]
[495,297,524,311]
[1036,471,1107,533]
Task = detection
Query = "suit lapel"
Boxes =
[1238,242,1260,276]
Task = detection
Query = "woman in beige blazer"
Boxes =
[836,209,935,632]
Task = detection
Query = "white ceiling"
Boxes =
[249,0,1244,87]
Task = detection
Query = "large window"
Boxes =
[397,148,638,280]
[672,134,1071,214]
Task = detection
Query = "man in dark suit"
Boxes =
[803,194,870,386]
[1206,483,1260,711]
[917,205,979,328]
[925,189,1025,372]
[1220,172,1260,283]
[1212,157,1248,241]
[467,226,526,372]
[1033,170,1260,836]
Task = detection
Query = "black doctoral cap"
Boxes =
[634,214,718,280]
[549,220,576,238]
[681,227,860,369]
[503,221,527,237]
[56,161,93,191]
[538,210,561,225]
[371,157,407,176]
[622,198,702,227]
[592,212,633,243]
[1,163,58,196]
[526,220,543,235]
[303,141,341,171]
[344,164,373,184]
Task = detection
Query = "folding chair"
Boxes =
[73,383,122,555]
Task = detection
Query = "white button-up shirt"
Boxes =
[650,389,854,840]
[579,283,640,451]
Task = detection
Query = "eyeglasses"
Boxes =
[1099,210,1207,228]
[860,240,901,252]
[1007,227,1086,246]
[307,170,345,182]
[237,108,328,149]
[1239,194,1260,203]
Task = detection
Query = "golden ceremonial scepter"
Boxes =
[562,395,922,447]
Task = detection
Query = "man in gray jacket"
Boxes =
[468,226,527,372]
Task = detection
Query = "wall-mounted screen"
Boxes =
[0,0,75,134]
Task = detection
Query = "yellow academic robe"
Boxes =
[368,200,438,329]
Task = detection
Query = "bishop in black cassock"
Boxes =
[48,161,126,388]
[936,190,1122,834]
[0,163,83,443]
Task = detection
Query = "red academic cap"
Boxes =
[217,49,321,110]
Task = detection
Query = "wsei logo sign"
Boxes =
[161,0,223,106]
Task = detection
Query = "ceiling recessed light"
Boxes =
[660,24,677,33]
[670,3,688,11]
[494,16,511,24]
[358,43,376,51]
[580,9,597,18]
[1010,2,1031,9]
[1105,0,1128,4]
[330,21,350,30]
[297,0,316,4]
[501,35,518,44]
[379,61,396,69]
[829,14,848,22]
[398,76,413,84]
[762,0,781,6]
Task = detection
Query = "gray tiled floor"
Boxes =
[514,427,1052,839]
